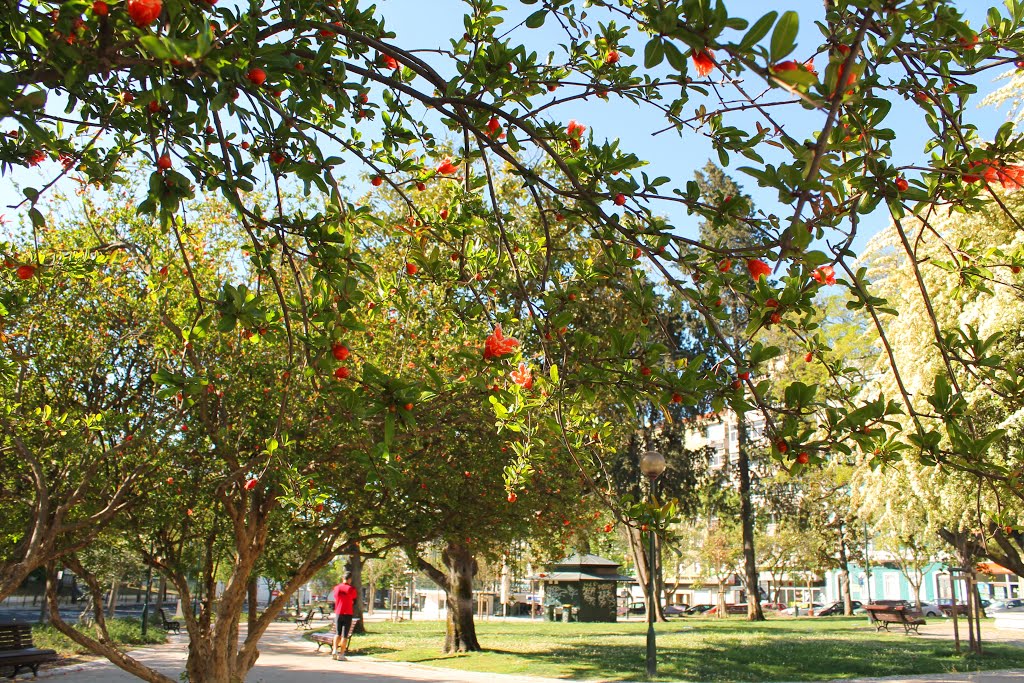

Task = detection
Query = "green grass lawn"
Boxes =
[338,617,1024,681]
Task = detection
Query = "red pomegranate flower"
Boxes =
[812,265,836,285]
[483,324,519,360]
[382,54,399,70]
[510,362,533,390]
[126,0,162,27]
[747,259,772,280]
[566,120,586,138]
[771,60,800,73]
[963,160,1024,189]
[244,478,258,491]
[437,157,458,175]
[692,49,715,77]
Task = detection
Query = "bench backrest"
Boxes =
[158,609,174,623]
[0,624,34,651]
[865,604,906,613]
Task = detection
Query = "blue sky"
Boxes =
[1,0,1014,252]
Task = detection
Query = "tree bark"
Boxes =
[837,522,853,615]
[106,575,121,618]
[246,577,258,635]
[737,420,765,621]
[442,542,480,653]
[349,551,366,635]
[627,526,666,622]
[408,542,481,653]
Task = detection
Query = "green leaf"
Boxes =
[549,364,559,384]
[740,11,777,50]
[525,9,546,28]
[644,38,665,69]
[139,36,175,59]
[769,11,799,62]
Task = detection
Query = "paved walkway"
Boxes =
[23,619,1024,683]
[31,622,572,683]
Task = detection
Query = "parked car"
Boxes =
[663,604,690,616]
[684,604,715,615]
[990,598,1024,613]
[706,604,751,616]
[616,601,647,616]
[816,600,864,616]
[936,597,994,615]
[781,603,823,616]
[918,602,944,617]
[760,602,787,612]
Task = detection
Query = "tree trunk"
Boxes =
[837,522,853,615]
[716,582,727,618]
[349,551,366,634]
[442,541,480,653]
[627,526,666,622]
[246,577,258,634]
[107,575,121,618]
[737,420,765,621]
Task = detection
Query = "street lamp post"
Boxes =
[640,449,666,681]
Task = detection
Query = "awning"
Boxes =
[976,562,1015,576]
[528,572,636,582]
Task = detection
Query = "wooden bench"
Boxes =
[158,608,181,634]
[865,604,926,635]
[310,618,360,652]
[294,608,323,629]
[0,624,58,678]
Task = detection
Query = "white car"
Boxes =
[781,603,823,616]
[990,598,1024,613]
[918,602,943,617]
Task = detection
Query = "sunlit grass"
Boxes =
[328,616,1024,681]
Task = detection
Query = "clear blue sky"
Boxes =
[1,1,1012,253]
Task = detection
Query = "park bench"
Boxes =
[158,608,181,634]
[310,618,360,652]
[0,624,58,678]
[294,607,323,629]
[865,604,926,635]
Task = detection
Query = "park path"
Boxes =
[29,620,572,683]
[23,617,1024,683]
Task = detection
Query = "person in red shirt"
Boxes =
[330,573,358,660]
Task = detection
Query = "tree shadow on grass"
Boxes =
[496,636,1024,682]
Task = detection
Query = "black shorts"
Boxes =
[335,614,353,638]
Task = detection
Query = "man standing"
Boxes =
[330,572,358,661]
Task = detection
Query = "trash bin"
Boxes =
[545,605,555,621]
[562,605,573,622]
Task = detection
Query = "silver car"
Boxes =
[990,598,1024,613]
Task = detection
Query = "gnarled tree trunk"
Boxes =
[442,542,480,652]
[408,541,481,653]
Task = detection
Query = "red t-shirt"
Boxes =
[332,582,357,615]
